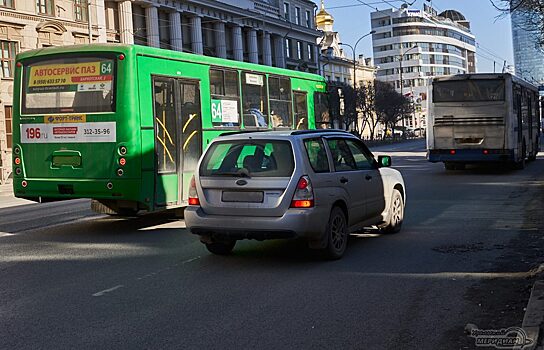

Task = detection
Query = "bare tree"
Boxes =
[492,0,544,45]
[356,82,379,140]
[374,81,413,138]
[327,82,357,131]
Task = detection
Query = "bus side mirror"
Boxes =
[378,155,391,167]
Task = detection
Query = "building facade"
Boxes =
[370,5,476,132]
[0,0,320,183]
[511,5,544,85]
[316,1,376,135]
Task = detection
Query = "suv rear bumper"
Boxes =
[184,206,329,241]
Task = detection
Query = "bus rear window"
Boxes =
[22,56,116,115]
[433,79,505,103]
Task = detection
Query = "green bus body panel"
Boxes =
[12,44,327,211]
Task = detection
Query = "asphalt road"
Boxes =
[1,139,543,350]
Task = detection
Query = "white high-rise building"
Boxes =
[370,5,476,131]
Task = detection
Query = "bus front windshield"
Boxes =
[433,79,505,103]
[22,55,116,115]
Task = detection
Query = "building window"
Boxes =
[284,3,290,21]
[0,41,17,78]
[295,7,301,25]
[4,106,11,149]
[307,43,313,61]
[297,41,302,60]
[306,10,311,27]
[36,0,54,15]
[285,38,291,58]
[0,0,14,9]
[74,0,88,21]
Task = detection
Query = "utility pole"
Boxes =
[399,45,418,135]
[88,0,92,43]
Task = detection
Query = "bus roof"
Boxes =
[433,73,538,91]
[16,43,326,84]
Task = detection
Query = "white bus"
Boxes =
[427,73,540,170]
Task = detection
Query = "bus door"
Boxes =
[528,94,534,153]
[293,91,308,130]
[153,77,202,207]
[515,87,522,149]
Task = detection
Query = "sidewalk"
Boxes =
[0,179,34,209]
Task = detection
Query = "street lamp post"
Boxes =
[399,45,418,133]
[339,30,375,132]
[339,30,375,89]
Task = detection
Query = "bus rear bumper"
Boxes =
[427,149,515,163]
[13,178,143,202]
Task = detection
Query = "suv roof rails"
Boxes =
[291,129,352,136]
[219,130,272,137]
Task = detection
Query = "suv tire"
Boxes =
[321,206,348,260]
[381,189,404,234]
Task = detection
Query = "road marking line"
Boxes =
[135,256,201,280]
[182,256,200,264]
[92,284,124,297]
[0,232,16,237]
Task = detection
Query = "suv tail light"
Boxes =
[290,175,314,208]
[188,175,200,206]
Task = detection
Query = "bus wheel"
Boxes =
[528,141,538,161]
[514,143,527,169]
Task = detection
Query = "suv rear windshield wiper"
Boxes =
[211,169,250,177]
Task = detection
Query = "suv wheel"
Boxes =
[381,189,404,234]
[322,207,348,260]
[204,240,236,255]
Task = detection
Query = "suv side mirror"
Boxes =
[378,155,392,167]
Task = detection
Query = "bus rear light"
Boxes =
[483,149,489,155]
[117,169,124,176]
[14,147,20,155]
[21,180,27,188]
[449,150,456,155]
[119,146,127,155]
[188,175,200,206]
[290,175,314,208]
[106,182,113,190]
[14,157,21,165]
[119,157,126,166]
[118,54,125,61]
[15,168,21,175]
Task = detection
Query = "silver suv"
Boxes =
[184,130,405,259]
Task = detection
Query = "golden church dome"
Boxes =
[316,0,334,28]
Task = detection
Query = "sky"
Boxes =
[313,0,515,73]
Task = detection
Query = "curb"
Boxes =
[523,280,544,349]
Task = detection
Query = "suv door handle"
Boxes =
[340,177,349,184]
[365,175,372,181]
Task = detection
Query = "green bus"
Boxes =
[12,44,329,215]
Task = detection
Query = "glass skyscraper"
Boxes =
[511,8,544,85]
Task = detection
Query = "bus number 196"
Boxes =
[25,127,41,139]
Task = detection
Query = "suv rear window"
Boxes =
[200,140,294,177]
